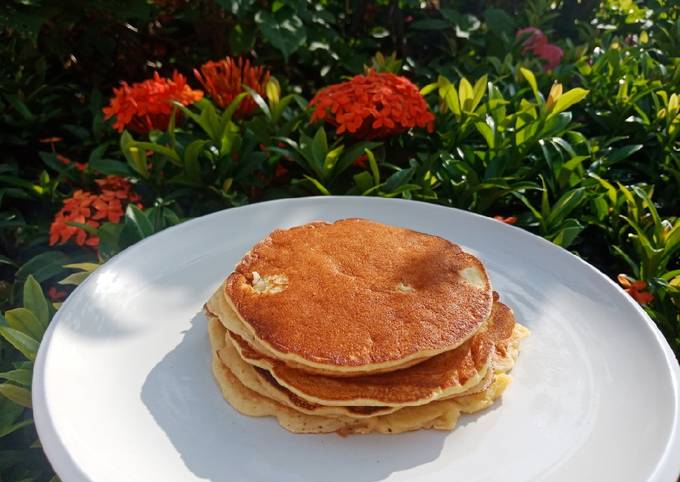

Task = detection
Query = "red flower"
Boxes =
[617,274,654,305]
[103,71,203,134]
[194,57,270,118]
[48,287,67,302]
[516,27,563,71]
[494,215,518,225]
[309,69,435,139]
[49,176,142,248]
[353,153,369,169]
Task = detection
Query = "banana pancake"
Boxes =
[208,316,514,435]
[205,286,432,377]
[207,313,400,418]
[225,219,494,375]
[226,311,497,407]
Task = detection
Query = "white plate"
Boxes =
[34,197,680,482]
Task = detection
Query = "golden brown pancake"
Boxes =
[225,219,493,374]
[208,316,514,435]
[208,312,400,418]
[206,289,431,377]
[226,310,497,407]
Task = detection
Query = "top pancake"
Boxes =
[226,219,493,373]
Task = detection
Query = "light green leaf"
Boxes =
[23,275,49,329]
[0,326,39,361]
[0,384,32,408]
[549,88,589,117]
[5,308,44,340]
[364,148,380,186]
[471,75,488,112]
[519,67,538,100]
[0,368,32,386]
[459,77,474,111]
[303,175,330,195]
[63,263,100,273]
[256,11,306,61]
[59,271,91,286]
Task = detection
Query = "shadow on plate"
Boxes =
[142,312,451,482]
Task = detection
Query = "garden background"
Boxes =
[1,0,679,479]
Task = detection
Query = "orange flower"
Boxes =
[194,57,270,118]
[56,154,87,172]
[309,69,435,139]
[494,215,518,225]
[103,71,203,134]
[617,274,654,305]
[49,176,142,247]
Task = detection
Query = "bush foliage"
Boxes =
[0,0,679,479]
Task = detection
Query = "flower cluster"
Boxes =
[194,57,270,118]
[617,274,654,305]
[516,27,563,71]
[103,71,203,134]
[309,70,435,139]
[49,176,142,247]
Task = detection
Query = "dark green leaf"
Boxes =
[125,205,154,239]
[256,10,306,61]
[16,252,70,283]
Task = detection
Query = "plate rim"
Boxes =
[32,196,680,482]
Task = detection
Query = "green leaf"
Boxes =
[242,86,270,120]
[256,10,306,61]
[444,84,461,116]
[0,384,32,408]
[459,77,474,111]
[311,127,328,171]
[549,88,589,117]
[125,205,154,239]
[475,121,495,148]
[550,218,584,248]
[0,397,27,437]
[58,271,90,286]
[547,187,587,227]
[0,369,32,387]
[383,166,416,193]
[16,251,70,283]
[120,131,148,177]
[63,263,99,273]
[23,276,49,329]
[0,327,38,361]
[333,141,381,177]
[0,255,17,267]
[364,148,380,186]
[5,308,43,341]
[484,8,515,34]
[183,140,208,183]
[519,67,539,100]
[410,18,450,30]
[90,158,132,176]
[606,144,643,164]
[303,175,330,195]
[471,75,488,112]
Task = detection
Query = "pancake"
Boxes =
[206,287,430,377]
[209,316,513,435]
[226,310,496,407]
[225,219,493,374]
[208,313,400,418]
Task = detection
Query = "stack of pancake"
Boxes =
[205,219,529,435]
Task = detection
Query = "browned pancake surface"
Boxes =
[226,219,493,368]
[228,316,495,406]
